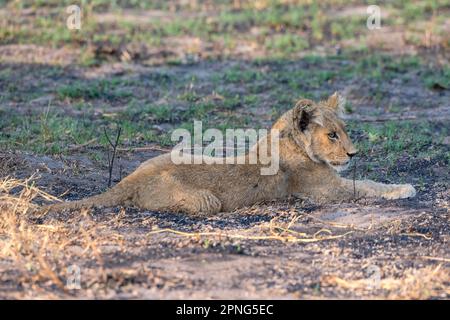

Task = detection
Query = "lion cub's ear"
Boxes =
[326,92,345,116]
[293,99,323,131]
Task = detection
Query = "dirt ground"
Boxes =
[0,1,449,299]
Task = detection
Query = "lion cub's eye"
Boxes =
[328,132,338,140]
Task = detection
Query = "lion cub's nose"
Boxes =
[347,151,357,158]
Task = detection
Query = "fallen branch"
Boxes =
[147,227,353,243]
[352,115,417,122]
[147,215,353,243]
[67,138,98,152]
[116,145,170,153]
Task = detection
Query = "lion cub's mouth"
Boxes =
[328,160,350,172]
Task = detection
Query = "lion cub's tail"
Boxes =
[42,182,132,213]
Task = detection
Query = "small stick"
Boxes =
[420,256,450,263]
[357,115,417,122]
[119,159,123,181]
[103,127,122,188]
[352,157,357,199]
[400,232,432,240]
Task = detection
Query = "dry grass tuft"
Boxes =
[322,264,450,299]
[0,177,115,298]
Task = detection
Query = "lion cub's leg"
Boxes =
[172,188,222,216]
[339,178,416,200]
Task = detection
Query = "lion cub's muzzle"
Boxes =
[329,150,358,169]
[328,156,355,172]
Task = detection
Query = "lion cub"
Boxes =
[47,93,415,214]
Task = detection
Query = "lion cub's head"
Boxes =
[289,92,358,172]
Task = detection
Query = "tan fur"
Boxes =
[46,93,416,215]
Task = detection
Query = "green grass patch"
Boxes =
[57,80,133,101]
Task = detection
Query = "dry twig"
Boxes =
[104,126,122,188]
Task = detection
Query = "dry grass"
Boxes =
[0,177,116,298]
[322,264,450,299]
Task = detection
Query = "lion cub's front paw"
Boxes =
[382,184,416,200]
